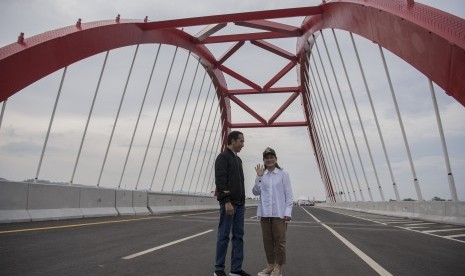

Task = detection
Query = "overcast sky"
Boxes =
[0,0,464,202]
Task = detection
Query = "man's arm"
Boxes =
[215,153,231,204]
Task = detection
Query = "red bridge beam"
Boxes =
[296,0,465,107]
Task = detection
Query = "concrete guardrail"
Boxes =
[318,201,465,226]
[0,181,31,222]
[0,181,258,223]
[148,193,218,214]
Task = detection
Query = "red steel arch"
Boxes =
[296,0,465,201]
[0,19,233,148]
[297,0,465,105]
[0,0,464,201]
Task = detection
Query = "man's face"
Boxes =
[231,134,245,152]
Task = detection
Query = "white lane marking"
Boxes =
[443,233,465,238]
[316,207,465,244]
[423,228,465,233]
[301,207,392,276]
[382,221,421,224]
[180,206,255,217]
[122,229,214,260]
[250,216,258,219]
[182,210,218,216]
[403,223,436,226]
[322,210,393,222]
[396,226,465,244]
[0,216,172,235]
[314,207,387,225]
[405,226,429,229]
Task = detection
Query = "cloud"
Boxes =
[0,140,42,155]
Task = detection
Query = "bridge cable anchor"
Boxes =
[17,32,25,44]
[76,18,82,29]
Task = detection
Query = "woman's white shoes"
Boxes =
[257,264,282,276]
[257,264,274,276]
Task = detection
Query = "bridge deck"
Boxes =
[1,207,464,275]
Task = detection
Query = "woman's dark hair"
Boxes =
[227,131,243,145]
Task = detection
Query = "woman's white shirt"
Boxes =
[252,168,293,218]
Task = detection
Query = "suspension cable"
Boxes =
[118,44,162,189]
[311,50,352,201]
[35,66,68,182]
[151,52,191,191]
[428,80,458,201]
[379,45,422,201]
[312,84,344,201]
[326,35,385,201]
[0,99,7,132]
[309,60,348,200]
[328,30,370,201]
[187,85,216,193]
[350,33,396,201]
[97,45,140,187]
[161,58,201,192]
[303,57,336,201]
[309,77,345,201]
[173,71,209,192]
[306,73,342,201]
[205,126,223,194]
[180,82,213,192]
[199,106,222,193]
[135,45,175,190]
[319,31,359,200]
[195,104,220,193]
[71,51,110,184]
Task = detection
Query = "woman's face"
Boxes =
[263,154,277,169]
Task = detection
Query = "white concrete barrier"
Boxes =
[148,193,218,214]
[115,189,135,216]
[0,181,31,222]
[445,202,465,225]
[319,201,465,226]
[27,183,82,221]
[80,187,118,218]
[133,191,150,215]
[0,181,257,223]
[197,196,219,209]
[187,195,219,212]
[147,193,260,214]
[148,193,172,214]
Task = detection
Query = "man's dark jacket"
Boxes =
[215,147,245,205]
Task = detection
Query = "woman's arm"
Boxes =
[283,171,293,218]
[252,164,265,195]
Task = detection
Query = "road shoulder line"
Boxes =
[301,207,392,276]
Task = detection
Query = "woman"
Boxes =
[252,147,293,276]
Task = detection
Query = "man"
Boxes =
[214,131,250,276]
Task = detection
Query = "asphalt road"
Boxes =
[1,206,464,276]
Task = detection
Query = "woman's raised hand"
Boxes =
[255,164,265,177]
